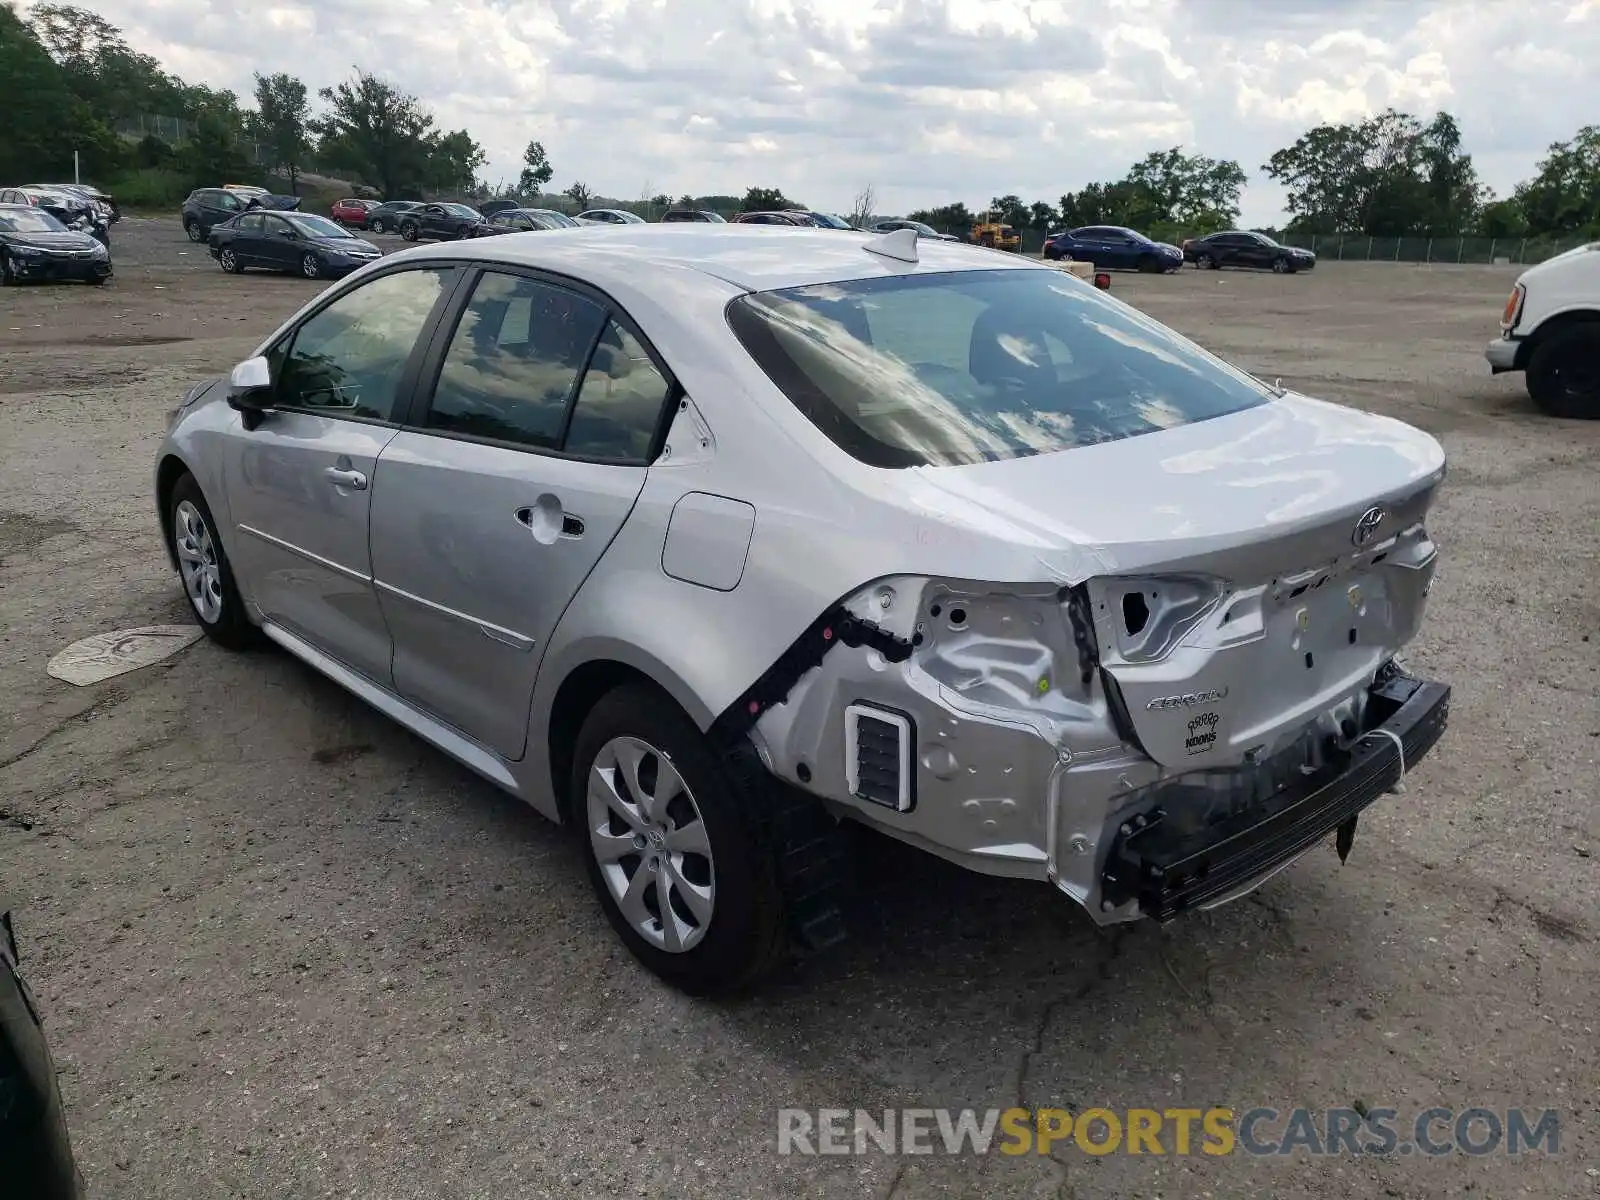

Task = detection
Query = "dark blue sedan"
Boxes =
[1042,225,1183,273]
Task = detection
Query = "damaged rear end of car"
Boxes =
[721,259,1451,925]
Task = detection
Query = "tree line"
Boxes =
[1,2,495,203]
[3,1,1595,239]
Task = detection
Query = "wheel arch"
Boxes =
[155,453,192,569]
[1515,308,1600,370]
[537,650,715,826]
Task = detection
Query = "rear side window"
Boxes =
[564,320,672,459]
[726,268,1272,468]
[426,271,606,449]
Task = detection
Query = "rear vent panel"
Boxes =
[844,704,914,812]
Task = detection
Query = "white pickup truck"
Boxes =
[1485,242,1599,418]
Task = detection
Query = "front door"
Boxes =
[370,268,672,759]
[221,265,458,682]
[257,213,302,270]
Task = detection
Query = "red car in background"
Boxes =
[330,198,378,228]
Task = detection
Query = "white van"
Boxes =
[1485,243,1599,418]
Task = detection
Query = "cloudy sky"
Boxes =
[50,0,1600,222]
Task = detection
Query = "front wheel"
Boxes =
[168,473,255,649]
[1526,322,1600,419]
[300,252,323,280]
[1272,256,1294,274]
[218,247,242,274]
[1137,253,1161,274]
[572,685,789,995]
[400,223,418,242]
[184,219,204,243]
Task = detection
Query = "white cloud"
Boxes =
[30,0,1600,223]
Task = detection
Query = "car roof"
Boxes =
[391,223,1043,294]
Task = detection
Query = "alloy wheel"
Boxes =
[173,499,223,623]
[219,249,237,273]
[301,253,321,279]
[586,735,715,953]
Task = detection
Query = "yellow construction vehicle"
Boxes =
[970,210,1021,252]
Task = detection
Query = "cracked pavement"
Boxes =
[1,221,1596,1198]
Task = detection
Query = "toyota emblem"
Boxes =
[1352,506,1386,546]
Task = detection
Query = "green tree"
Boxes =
[1476,197,1528,239]
[1027,201,1056,230]
[313,70,435,198]
[906,202,973,232]
[565,180,593,209]
[1263,108,1483,236]
[1513,125,1600,237]
[422,128,486,194]
[518,139,553,193]
[178,104,252,188]
[740,186,798,212]
[988,194,1026,225]
[1,2,77,179]
[1125,147,1247,224]
[249,72,310,193]
[650,192,671,209]
[29,3,181,121]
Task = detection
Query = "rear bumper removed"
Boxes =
[1099,671,1449,920]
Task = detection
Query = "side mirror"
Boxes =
[227,356,274,428]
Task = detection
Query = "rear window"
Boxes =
[726,268,1272,468]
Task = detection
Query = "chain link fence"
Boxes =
[1274,232,1590,265]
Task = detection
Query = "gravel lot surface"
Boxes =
[1,218,1596,1199]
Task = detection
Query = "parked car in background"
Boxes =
[578,208,646,225]
[866,218,960,241]
[365,201,424,235]
[182,188,299,242]
[0,908,82,1198]
[1485,241,1599,418]
[477,199,523,219]
[1183,231,1316,273]
[733,211,814,226]
[27,183,118,223]
[331,198,379,228]
[209,210,380,279]
[223,184,270,201]
[154,224,1448,994]
[471,208,582,236]
[0,187,108,246]
[660,208,726,223]
[794,211,854,230]
[0,203,112,285]
[399,202,487,241]
[1044,226,1184,273]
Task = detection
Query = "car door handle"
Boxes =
[515,505,584,540]
[324,467,368,490]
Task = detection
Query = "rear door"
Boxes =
[220,265,459,682]
[369,267,675,759]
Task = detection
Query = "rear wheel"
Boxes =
[572,685,790,995]
[1196,253,1216,270]
[1526,322,1600,419]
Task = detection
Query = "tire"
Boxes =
[1526,322,1600,419]
[1197,253,1216,270]
[300,252,323,280]
[369,218,386,234]
[86,275,106,287]
[1,259,14,286]
[184,219,204,243]
[1137,253,1161,274]
[1042,246,1062,261]
[400,222,418,242]
[168,473,256,649]
[218,247,243,274]
[1272,256,1294,274]
[571,685,789,995]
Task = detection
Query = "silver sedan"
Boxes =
[155,225,1451,993]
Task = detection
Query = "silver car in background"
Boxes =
[154,225,1450,994]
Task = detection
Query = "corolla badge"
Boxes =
[1146,688,1229,711]
[1352,506,1386,546]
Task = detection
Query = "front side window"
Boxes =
[274,267,452,420]
[426,272,606,449]
[727,268,1272,468]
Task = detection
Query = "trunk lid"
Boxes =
[911,394,1446,769]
